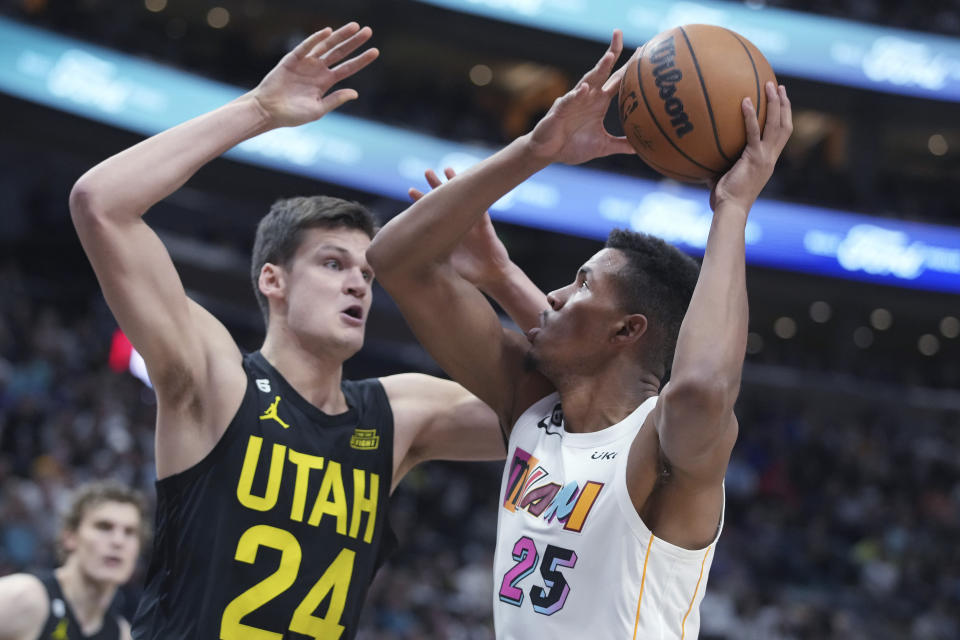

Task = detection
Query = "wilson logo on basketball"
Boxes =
[650,35,694,138]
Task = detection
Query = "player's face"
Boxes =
[65,501,141,585]
[281,227,374,357]
[527,248,629,378]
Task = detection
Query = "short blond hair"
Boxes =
[57,481,150,563]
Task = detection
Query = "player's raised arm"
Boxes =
[68,25,377,440]
[368,31,633,421]
[408,167,549,332]
[651,82,793,484]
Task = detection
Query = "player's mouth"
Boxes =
[102,555,124,567]
[340,305,364,327]
[526,310,548,343]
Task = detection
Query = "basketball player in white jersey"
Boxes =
[369,30,792,638]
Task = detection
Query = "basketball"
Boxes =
[618,24,777,183]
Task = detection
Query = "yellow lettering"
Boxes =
[307,461,348,533]
[237,436,286,512]
[287,450,325,522]
[563,480,603,532]
[349,469,378,543]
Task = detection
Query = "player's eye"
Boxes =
[362,270,373,282]
[324,259,342,270]
[579,279,589,289]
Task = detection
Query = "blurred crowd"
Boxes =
[1,256,958,639]
[755,0,960,36]
[2,0,958,228]
[1,2,957,636]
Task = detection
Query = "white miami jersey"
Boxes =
[493,393,723,639]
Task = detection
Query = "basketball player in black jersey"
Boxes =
[0,482,147,640]
[68,22,545,640]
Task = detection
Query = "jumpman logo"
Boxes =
[259,396,290,429]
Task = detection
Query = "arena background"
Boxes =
[0,0,958,637]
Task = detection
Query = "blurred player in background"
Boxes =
[0,481,147,640]
[68,21,544,640]
[369,30,793,638]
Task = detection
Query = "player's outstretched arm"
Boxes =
[0,573,47,640]
[652,82,793,484]
[68,25,377,456]
[368,31,632,421]
[387,374,507,489]
[408,168,548,332]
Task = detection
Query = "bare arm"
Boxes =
[369,31,632,421]
[0,574,47,640]
[69,24,378,475]
[653,82,793,483]
[409,168,549,332]
[385,374,505,490]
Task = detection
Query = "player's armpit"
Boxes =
[650,382,739,485]
[384,374,506,488]
[0,574,47,640]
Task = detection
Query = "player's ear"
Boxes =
[61,529,78,555]
[259,263,286,300]
[612,313,648,344]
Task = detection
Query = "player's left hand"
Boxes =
[408,168,512,288]
[250,22,379,128]
[524,30,635,165]
[710,82,793,213]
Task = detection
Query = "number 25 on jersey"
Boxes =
[499,536,578,615]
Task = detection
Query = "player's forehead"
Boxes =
[81,500,141,528]
[295,226,371,262]
[578,248,626,278]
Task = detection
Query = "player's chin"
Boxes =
[93,565,130,584]
[523,346,545,374]
[340,331,365,354]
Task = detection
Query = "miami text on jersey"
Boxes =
[503,446,603,534]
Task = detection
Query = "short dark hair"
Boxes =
[604,229,700,378]
[251,196,379,326]
[57,481,149,562]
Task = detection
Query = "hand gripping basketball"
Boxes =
[618,24,778,183]
[709,81,793,213]
[525,30,635,165]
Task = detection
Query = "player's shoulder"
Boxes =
[0,573,49,637]
[0,572,47,604]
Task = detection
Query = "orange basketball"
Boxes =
[618,24,776,183]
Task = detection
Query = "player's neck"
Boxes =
[554,366,659,434]
[55,563,116,634]
[260,329,349,415]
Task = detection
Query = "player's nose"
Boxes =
[344,268,369,297]
[546,288,566,311]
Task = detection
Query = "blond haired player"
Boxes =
[0,482,147,640]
